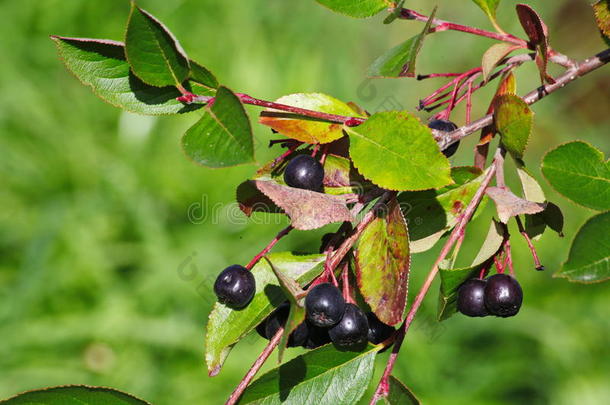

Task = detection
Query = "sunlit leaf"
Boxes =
[315,0,387,18]
[346,111,452,191]
[240,344,380,404]
[1,385,150,405]
[541,141,610,211]
[493,94,534,160]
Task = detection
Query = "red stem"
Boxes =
[225,327,284,405]
[398,8,527,47]
[245,225,293,270]
[515,216,544,271]
[370,152,499,404]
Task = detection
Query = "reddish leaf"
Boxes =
[486,187,546,223]
[254,180,353,230]
[516,4,554,84]
[355,198,410,326]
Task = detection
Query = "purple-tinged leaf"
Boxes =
[254,180,353,230]
[125,3,190,87]
[516,4,554,84]
[481,43,519,82]
[486,187,545,223]
[356,198,410,326]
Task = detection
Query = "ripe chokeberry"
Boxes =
[457,279,489,317]
[329,303,369,350]
[213,265,255,308]
[305,283,346,327]
[428,119,460,158]
[257,303,311,347]
[302,322,332,349]
[366,312,395,344]
[283,154,324,191]
[484,274,523,317]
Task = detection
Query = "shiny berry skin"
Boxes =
[484,274,523,317]
[457,279,489,317]
[366,312,395,344]
[213,265,255,308]
[329,303,369,350]
[305,283,346,327]
[428,119,460,158]
[283,154,324,191]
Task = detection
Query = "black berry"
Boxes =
[366,312,395,344]
[457,279,489,317]
[329,303,369,350]
[283,154,324,191]
[428,119,460,158]
[264,302,290,339]
[213,265,255,308]
[287,322,310,347]
[484,274,523,317]
[305,283,346,327]
[302,322,332,349]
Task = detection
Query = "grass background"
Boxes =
[0,0,608,404]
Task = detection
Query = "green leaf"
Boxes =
[125,3,190,87]
[481,43,518,82]
[189,60,219,89]
[525,202,565,239]
[205,252,325,376]
[437,220,504,321]
[471,0,504,32]
[182,86,254,168]
[368,8,436,78]
[265,257,307,361]
[346,111,452,191]
[259,93,364,144]
[253,180,353,230]
[555,211,610,283]
[541,141,610,211]
[517,167,545,203]
[50,36,201,115]
[315,0,387,18]
[383,0,406,25]
[493,94,534,160]
[239,344,380,404]
[1,385,150,405]
[380,376,421,405]
[398,167,487,253]
[356,198,410,326]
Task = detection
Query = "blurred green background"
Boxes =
[1,0,608,404]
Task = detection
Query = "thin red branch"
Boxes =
[515,216,544,271]
[398,8,528,47]
[225,327,284,405]
[245,225,293,270]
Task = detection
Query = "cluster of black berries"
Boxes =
[457,274,523,318]
[258,283,395,351]
[428,119,460,158]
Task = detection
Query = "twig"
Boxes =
[369,151,499,404]
[245,225,293,270]
[515,216,544,271]
[225,327,284,405]
[437,49,610,151]
[398,8,527,47]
